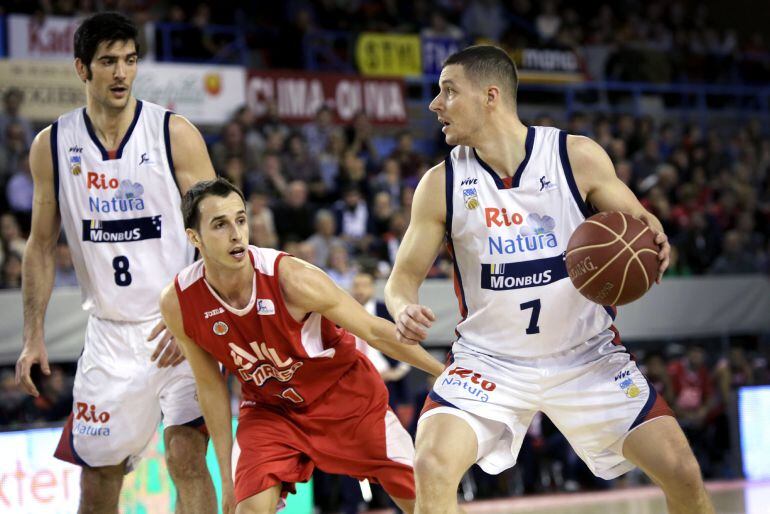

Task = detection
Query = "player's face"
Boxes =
[429,64,485,146]
[193,193,250,269]
[77,39,138,111]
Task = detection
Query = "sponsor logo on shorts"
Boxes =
[81,216,162,243]
[213,321,229,335]
[205,307,225,319]
[615,372,641,398]
[441,366,496,403]
[73,402,111,436]
[257,299,275,315]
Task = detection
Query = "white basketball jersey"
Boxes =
[446,126,615,358]
[53,100,194,321]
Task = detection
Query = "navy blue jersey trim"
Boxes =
[472,125,534,190]
[444,156,468,322]
[69,427,90,467]
[51,122,59,208]
[559,130,595,219]
[428,390,459,409]
[630,380,658,430]
[83,100,143,160]
[163,111,181,194]
[604,305,616,320]
[444,156,453,236]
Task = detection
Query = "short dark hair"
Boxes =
[444,45,519,105]
[182,178,245,230]
[74,12,139,80]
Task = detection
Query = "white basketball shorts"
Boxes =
[54,316,203,470]
[420,337,673,480]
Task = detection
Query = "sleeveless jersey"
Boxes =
[174,246,359,408]
[53,100,194,321]
[445,126,615,358]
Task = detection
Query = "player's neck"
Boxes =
[473,116,529,178]
[85,96,137,150]
[204,260,255,309]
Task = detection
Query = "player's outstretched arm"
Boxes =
[16,126,61,397]
[168,114,217,195]
[384,162,447,344]
[278,257,445,377]
[159,284,234,512]
[568,135,670,281]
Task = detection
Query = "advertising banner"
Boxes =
[8,14,81,60]
[134,63,246,125]
[355,33,422,77]
[421,36,462,77]
[0,60,85,122]
[0,424,312,513]
[246,70,406,125]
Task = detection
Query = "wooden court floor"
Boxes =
[370,480,770,513]
[460,480,770,514]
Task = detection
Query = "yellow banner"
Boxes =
[355,33,421,77]
[0,59,85,122]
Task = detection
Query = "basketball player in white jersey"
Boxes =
[385,46,714,514]
[15,13,216,513]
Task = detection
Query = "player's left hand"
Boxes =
[148,320,186,367]
[638,212,670,283]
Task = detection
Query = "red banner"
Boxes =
[246,70,407,125]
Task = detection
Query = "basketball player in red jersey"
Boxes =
[160,178,444,514]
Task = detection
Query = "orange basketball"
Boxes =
[565,212,659,305]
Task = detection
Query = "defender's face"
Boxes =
[192,193,250,269]
[429,65,484,146]
[78,39,138,111]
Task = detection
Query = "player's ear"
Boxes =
[486,85,501,107]
[74,58,89,83]
[185,228,201,247]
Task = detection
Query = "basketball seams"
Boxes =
[574,224,652,293]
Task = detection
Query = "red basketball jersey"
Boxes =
[174,246,359,407]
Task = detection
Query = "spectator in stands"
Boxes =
[233,105,266,154]
[247,190,277,248]
[318,128,347,194]
[303,105,335,158]
[0,368,29,426]
[643,352,675,406]
[346,111,379,167]
[273,180,315,244]
[210,121,261,173]
[0,213,26,265]
[283,133,326,199]
[389,130,423,181]
[4,150,33,233]
[256,151,289,199]
[1,122,28,181]
[305,209,343,269]
[326,243,357,290]
[371,157,403,207]
[678,211,721,275]
[0,88,33,148]
[368,190,395,238]
[333,186,369,247]
[25,364,72,424]
[337,150,370,198]
[710,230,762,275]
[54,240,78,287]
[420,10,464,40]
[256,100,290,141]
[1,251,22,289]
[461,0,507,41]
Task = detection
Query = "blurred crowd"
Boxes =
[3,0,769,83]
[2,83,769,290]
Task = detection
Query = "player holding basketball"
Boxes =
[385,46,714,514]
[160,178,444,514]
[15,13,216,513]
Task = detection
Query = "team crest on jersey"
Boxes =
[213,321,229,335]
[257,299,275,315]
[70,155,82,175]
[463,188,479,210]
